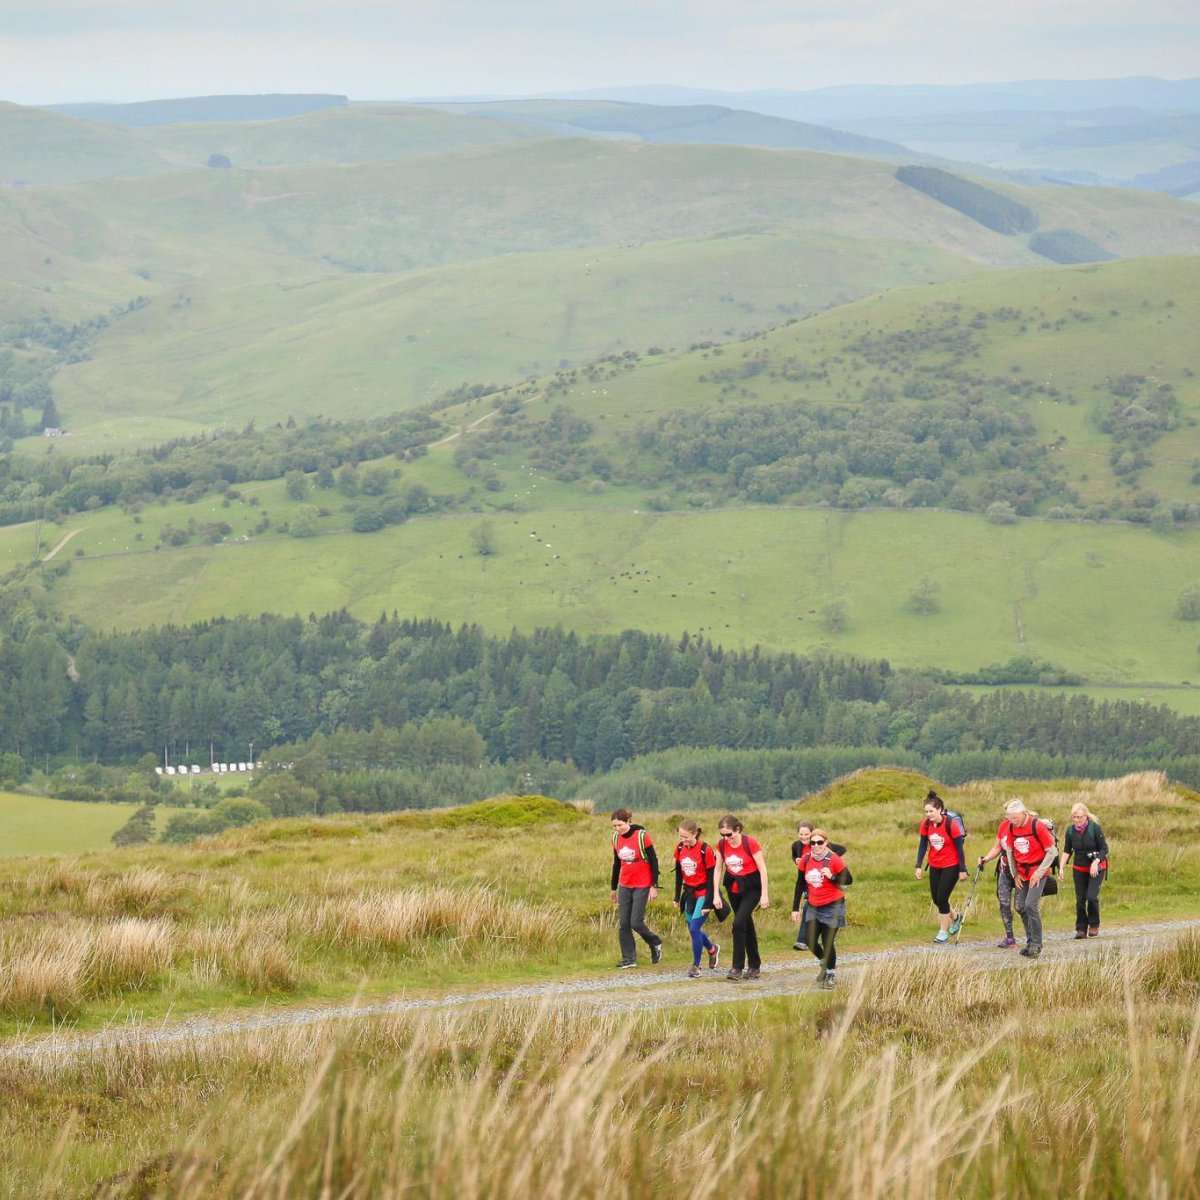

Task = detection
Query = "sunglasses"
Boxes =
[810,838,826,846]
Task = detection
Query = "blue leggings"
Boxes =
[685,897,715,966]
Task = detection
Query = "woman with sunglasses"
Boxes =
[790,821,845,951]
[794,829,849,988]
[712,815,769,981]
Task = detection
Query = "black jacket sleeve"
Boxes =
[646,843,660,888]
[673,851,683,904]
[792,868,806,913]
[610,847,620,891]
[915,834,929,869]
[953,834,967,871]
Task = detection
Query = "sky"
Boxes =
[1,0,1196,106]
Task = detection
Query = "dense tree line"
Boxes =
[5,613,1200,800]
[895,166,1038,235]
[0,409,444,528]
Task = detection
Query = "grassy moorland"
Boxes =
[0,770,1197,1198]
[0,770,1195,1036]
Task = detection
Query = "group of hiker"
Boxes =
[609,791,1110,987]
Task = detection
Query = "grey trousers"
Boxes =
[1014,876,1047,950]
[996,869,1015,938]
[617,885,661,963]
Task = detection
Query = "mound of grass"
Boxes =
[385,794,588,830]
[1029,228,1116,264]
[896,164,1038,234]
[797,766,938,812]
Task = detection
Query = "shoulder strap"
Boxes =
[637,828,646,857]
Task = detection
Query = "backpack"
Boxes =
[802,850,852,888]
[1033,817,1059,896]
[613,826,647,858]
[945,809,968,839]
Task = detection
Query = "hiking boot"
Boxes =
[726,968,743,982]
[1087,927,1099,938]
[1074,931,1087,940]
[948,911,964,936]
[997,935,1018,948]
[650,942,664,965]
[707,943,720,971]
[823,970,837,990]
[745,967,761,980]
[687,964,702,978]
[1019,946,1041,959]
[617,960,637,969]
[815,967,827,984]
[792,938,809,951]
[934,930,949,944]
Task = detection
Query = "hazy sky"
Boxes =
[2,0,1196,105]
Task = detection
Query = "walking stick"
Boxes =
[954,864,984,943]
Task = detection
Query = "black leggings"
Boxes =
[928,866,959,915]
[1073,868,1104,931]
[804,918,838,970]
[727,880,762,970]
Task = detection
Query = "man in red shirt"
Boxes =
[1001,798,1057,958]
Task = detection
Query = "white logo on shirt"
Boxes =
[930,833,945,851]
[724,853,745,874]
[1014,837,1030,855]
[805,868,825,888]
[618,846,637,863]
[680,856,699,876]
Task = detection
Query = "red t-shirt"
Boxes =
[919,815,965,869]
[675,841,717,893]
[799,851,846,906]
[1007,819,1054,880]
[614,829,654,888]
[718,835,761,878]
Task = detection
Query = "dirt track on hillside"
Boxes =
[4,918,1197,1064]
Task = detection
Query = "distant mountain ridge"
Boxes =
[47,93,348,127]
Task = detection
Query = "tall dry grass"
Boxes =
[1,938,1197,1199]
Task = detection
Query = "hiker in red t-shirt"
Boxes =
[792,828,849,989]
[1001,798,1057,958]
[913,791,968,944]
[609,808,663,969]
[712,814,769,982]
[672,819,721,977]
[977,820,1019,949]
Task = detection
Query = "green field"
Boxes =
[18,504,1200,684]
[0,792,189,857]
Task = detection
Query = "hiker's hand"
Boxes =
[821,866,833,879]
[1090,861,1100,877]
[758,897,770,910]
[713,895,723,911]
[672,901,679,910]
[977,856,985,869]
[791,911,801,923]
[959,871,968,882]
[610,890,617,905]
[649,887,658,902]
[914,867,923,880]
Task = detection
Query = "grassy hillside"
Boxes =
[2,137,1195,451]
[140,103,549,169]
[14,502,1199,684]
[0,103,173,187]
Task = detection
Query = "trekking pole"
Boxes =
[954,864,984,943]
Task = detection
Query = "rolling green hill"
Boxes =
[1,133,1197,453]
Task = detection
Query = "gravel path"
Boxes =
[5,918,1198,1063]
